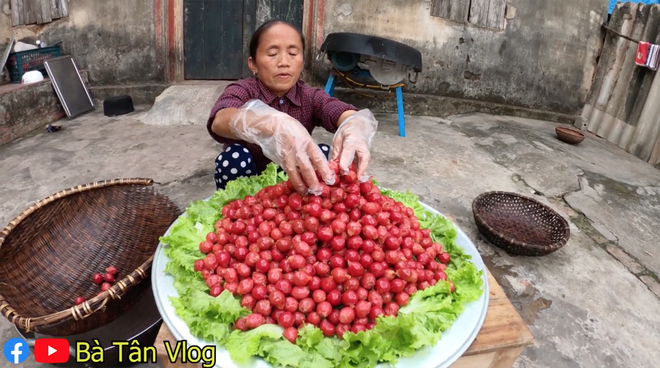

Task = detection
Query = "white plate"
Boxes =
[152,198,490,368]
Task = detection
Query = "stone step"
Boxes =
[139,82,231,126]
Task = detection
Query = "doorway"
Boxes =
[182,0,304,80]
[183,0,248,80]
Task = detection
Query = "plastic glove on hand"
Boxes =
[228,100,335,195]
[330,109,378,182]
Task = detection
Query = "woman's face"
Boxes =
[248,23,304,97]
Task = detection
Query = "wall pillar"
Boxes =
[156,0,184,83]
[168,0,184,82]
[303,0,326,86]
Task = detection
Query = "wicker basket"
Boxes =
[0,179,181,336]
[472,191,570,256]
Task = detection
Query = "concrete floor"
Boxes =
[0,103,659,368]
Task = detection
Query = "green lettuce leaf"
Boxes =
[160,163,484,368]
[225,324,284,365]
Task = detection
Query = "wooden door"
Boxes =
[261,0,303,29]
[183,0,246,80]
[183,0,304,80]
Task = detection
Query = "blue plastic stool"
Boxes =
[324,73,406,138]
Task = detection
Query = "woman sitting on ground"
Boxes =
[207,19,379,196]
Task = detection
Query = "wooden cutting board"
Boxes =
[450,269,535,367]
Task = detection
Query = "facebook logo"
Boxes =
[3,338,29,364]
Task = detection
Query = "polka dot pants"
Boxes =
[214,143,331,190]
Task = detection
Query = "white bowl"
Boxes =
[152,198,490,368]
[21,70,44,84]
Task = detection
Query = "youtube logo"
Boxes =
[34,338,70,363]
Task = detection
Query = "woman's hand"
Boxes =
[330,109,379,182]
[228,100,336,195]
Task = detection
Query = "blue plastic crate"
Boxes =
[6,45,62,83]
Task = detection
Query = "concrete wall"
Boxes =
[312,0,608,116]
[1,0,609,119]
[0,81,65,145]
[0,70,96,146]
[0,0,164,87]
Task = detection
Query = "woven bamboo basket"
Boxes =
[472,191,570,256]
[0,179,181,336]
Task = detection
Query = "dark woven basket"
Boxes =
[472,191,570,256]
[0,179,181,336]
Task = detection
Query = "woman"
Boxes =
[206,19,378,196]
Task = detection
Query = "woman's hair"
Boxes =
[249,19,306,61]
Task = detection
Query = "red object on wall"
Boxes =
[636,41,650,66]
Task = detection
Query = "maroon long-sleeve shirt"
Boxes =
[207,77,357,174]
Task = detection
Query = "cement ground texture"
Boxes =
[0,97,659,367]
